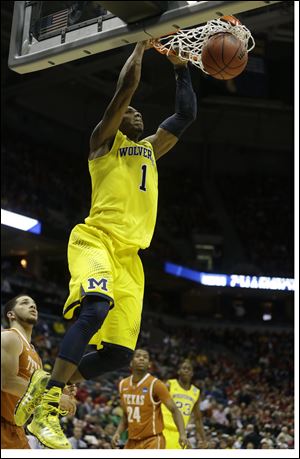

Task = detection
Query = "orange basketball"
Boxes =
[201,32,248,80]
[219,15,241,26]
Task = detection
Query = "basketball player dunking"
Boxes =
[1,295,76,449]
[112,349,189,449]
[16,39,197,449]
[162,359,207,449]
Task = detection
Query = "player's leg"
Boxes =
[26,225,115,449]
[70,342,133,383]
[1,421,30,449]
[49,224,114,387]
[69,246,143,383]
[85,246,145,359]
[27,296,111,449]
[47,295,110,386]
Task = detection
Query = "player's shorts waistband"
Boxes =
[77,223,141,252]
[130,432,164,441]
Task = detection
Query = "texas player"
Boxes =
[112,349,189,449]
[1,294,76,449]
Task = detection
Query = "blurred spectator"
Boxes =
[276,426,293,447]
[68,426,87,449]
[0,280,294,449]
[242,424,262,449]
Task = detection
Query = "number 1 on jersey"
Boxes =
[139,164,147,191]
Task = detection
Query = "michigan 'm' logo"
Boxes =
[87,277,108,291]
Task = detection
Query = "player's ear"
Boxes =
[7,310,15,322]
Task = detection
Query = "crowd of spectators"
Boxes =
[219,174,293,276]
[2,137,293,276]
[150,168,221,265]
[1,259,68,317]
[2,137,89,239]
[6,310,292,450]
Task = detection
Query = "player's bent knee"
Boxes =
[78,343,134,380]
[101,342,134,366]
[78,296,110,334]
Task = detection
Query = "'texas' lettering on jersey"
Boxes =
[26,355,40,374]
[123,394,145,405]
[119,146,154,165]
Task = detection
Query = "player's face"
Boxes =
[178,361,193,382]
[8,296,38,325]
[73,427,83,439]
[120,106,144,139]
[131,349,150,372]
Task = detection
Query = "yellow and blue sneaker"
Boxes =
[27,386,71,449]
[14,368,50,426]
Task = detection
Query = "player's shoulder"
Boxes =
[148,374,162,387]
[191,384,200,397]
[170,378,180,389]
[152,377,168,389]
[1,328,23,350]
[119,376,130,390]
[1,328,20,339]
[89,129,124,161]
[151,378,173,403]
[139,137,154,149]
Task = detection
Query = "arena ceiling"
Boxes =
[1,1,294,156]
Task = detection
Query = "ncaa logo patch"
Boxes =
[87,277,108,291]
[142,387,148,393]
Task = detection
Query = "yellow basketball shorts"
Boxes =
[63,224,144,351]
[163,428,181,449]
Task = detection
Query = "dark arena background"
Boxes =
[1,1,298,455]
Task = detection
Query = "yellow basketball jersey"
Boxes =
[162,379,200,431]
[85,130,158,249]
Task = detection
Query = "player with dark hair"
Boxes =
[162,359,207,449]
[17,39,197,449]
[112,349,189,449]
[1,294,76,449]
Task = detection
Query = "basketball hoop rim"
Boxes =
[151,18,255,69]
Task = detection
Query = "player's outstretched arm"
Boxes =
[1,332,28,398]
[144,55,197,160]
[89,41,150,159]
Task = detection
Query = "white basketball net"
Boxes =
[152,18,255,73]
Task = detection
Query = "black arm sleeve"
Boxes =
[159,64,197,138]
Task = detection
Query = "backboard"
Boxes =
[9,1,282,74]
